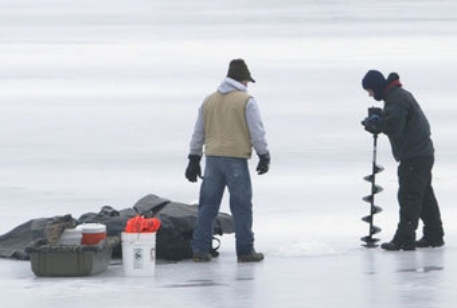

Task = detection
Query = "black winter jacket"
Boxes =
[382,86,434,161]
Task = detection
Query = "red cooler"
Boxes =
[77,223,107,245]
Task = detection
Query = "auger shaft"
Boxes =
[361,133,383,248]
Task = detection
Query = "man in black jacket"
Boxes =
[361,70,444,250]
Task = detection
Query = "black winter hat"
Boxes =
[227,59,255,83]
[362,70,386,101]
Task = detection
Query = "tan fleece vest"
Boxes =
[203,91,252,158]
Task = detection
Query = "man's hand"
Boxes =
[256,152,270,175]
[362,107,383,134]
[185,155,202,182]
[362,114,383,134]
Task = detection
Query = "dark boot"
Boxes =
[416,226,444,248]
[381,240,416,251]
[237,250,264,263]
[193,252,212,262]
[381,222,416,251]
[415,237,444,248]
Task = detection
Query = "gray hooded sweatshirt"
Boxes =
[189,77,269,157]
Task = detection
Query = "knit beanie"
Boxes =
[362,70,387,101]
[227,59,255,83]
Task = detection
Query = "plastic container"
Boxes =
[76,223,107,245]
[56,228,82,246]
[121,232,156,276]
[28,237,120,277]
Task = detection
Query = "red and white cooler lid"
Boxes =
[76,223,106,234]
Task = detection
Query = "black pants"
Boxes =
[397,156,443,239]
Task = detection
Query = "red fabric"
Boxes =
[125,215,161,233]
[384,79,402,96]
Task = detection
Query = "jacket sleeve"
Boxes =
[189,104,205,156]
[383,100,408,138]
[246,97,269,155]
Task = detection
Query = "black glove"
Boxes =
[361,107,383,134]
[185,155,202,182]
[362,114,383,134]
[367,107,383,117]
[256,152,270,175]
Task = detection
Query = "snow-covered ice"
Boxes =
[3,248,456,308]
[1,0,457,307]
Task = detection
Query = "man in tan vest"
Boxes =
[185,59,270,262]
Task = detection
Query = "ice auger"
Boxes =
[361,132,383,248]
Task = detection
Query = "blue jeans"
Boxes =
[192,156,254,256]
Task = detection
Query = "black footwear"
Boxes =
[193,252,212,262]
[381,222,416,251]
[237,251,264,263]
[415,237,444,248]
[381,241,415,251]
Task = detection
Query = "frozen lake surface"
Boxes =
[2,248,456,308]
[1,0,457,307]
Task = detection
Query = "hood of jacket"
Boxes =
[217,77,248,94]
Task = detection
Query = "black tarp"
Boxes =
[0,194,234,261]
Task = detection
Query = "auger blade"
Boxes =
[370,225,381,235]
[361,236,380,248]
[361,215,371,223]
[374,164,384,174]
[364,174,374,182]
[373,185,384,194]
[362,133,384,248]
[361,208,382,223]
[362,242,379,248]
[362,243,379,249]
[372,205,382,214]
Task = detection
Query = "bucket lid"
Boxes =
[61,228,82,238]
[76,223,106,234]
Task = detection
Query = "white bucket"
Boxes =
[56,228,82,246]
[121,232,156,277]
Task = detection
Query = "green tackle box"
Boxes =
[27,237,120,277]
